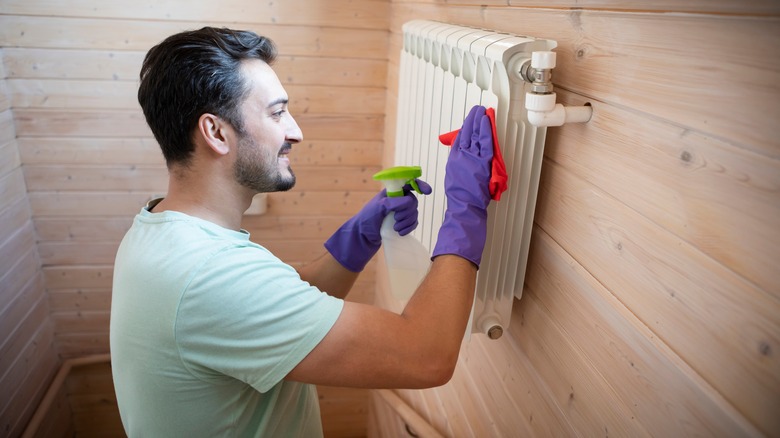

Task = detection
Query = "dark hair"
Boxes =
[138,27,277,166]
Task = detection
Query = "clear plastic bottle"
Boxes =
[373,166,432,301]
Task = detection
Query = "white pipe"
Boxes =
[527,103,592,127]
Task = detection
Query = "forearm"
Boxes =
[400,255,477,364]
[296,252,360,299]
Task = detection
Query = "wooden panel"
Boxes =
[535,158,779,434]
[23,165,380,192]
[0,332,58,438]
[55,332,110,358]
[14,109,384,141]
[0,0,390,29]
[317,386,369,438]
[65,362,125,437]
[513,0,780,14]
[0,15,388,57]
[0,109,15,146]
[436,0,780,14]
[549,89,780,302]
[8,79,385,115]
[18,138,380,166]
[391,4,780,157]
[523,228,758,436]
[0,167,28,210]
[49,289,112,313]
[3,49,387,87]
[0,139,21,176]
[43,266,114,290]
[35,217,134,242]
[0,224,37,298]
[32,382,74,438]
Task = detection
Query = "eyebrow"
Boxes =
[266,97,289,108]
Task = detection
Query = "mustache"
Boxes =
[279,143,292,154]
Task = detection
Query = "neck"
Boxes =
[154,166,253,231]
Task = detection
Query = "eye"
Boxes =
[272,108,287,118]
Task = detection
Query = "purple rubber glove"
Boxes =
[325,179,433,272]
[432,105,493,267]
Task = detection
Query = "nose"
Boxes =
[286,114,303,144]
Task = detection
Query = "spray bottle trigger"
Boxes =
[408,178,421,194]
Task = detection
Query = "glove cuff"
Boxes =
[431,209,487,268]
[324,228,379,273]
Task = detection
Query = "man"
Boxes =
[110,27,494,437]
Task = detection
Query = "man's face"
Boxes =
[232,59,302,193]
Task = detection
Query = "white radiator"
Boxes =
[394,20,557,339]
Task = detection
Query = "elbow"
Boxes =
[416,349,458,388]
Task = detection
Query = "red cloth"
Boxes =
[438,107,509,201]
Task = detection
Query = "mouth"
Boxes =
[278,143,292,157]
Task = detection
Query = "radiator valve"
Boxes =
[521,51,592,127]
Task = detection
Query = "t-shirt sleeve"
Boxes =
[174,244,344,393]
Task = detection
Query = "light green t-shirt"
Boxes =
[110,205,344,437]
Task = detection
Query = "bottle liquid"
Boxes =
[373,166,432,302]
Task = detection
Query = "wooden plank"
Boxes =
[19,138,380,166]
[0,139,21,176]
[0,297,56,413]
[0,16,388,57]
[524,227,759,436]
[23,165,380,192]
[317,386,369,438]
[48,289,112,313]
[38,241,119,266]
[529,0,780,14]
[0,271,46,360]
[0,329,58,438]
[43,266,114,290]
[0,0,390,30]
[535,159,780,435]
[0,246,39,312]
[0,167,27,211]
[55,332,110,358]
[549,90,780,296]
[391,5,780,157]
[35,217,134,242]
[18,137,163,165]
[0,78,10,114]
[0,223,37,294]
[24,165,168,192]
[29,192,158,217]
[0,109,15,144]
[14,109,384,141]
[437,0,780,14]
[8,79,385,115]
[32,383,73,438]
[3,49,387,87]
[510,291,653,436]
[2,48,143,81]
[0,197,31,247]
[29,190,377,216]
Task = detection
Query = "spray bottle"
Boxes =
[373,166,432,302]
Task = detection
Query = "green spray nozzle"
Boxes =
[373,166,422,197]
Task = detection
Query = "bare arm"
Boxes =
[295,252,359,300]
[286,254,476,388]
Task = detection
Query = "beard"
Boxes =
[233,134,296,193]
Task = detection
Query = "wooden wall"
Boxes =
[0,49,61,437]
[0,1,387,435]
[374,1,780,437]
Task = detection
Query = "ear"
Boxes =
[196,113,231,156]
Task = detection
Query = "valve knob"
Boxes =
[531,51,556,69]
